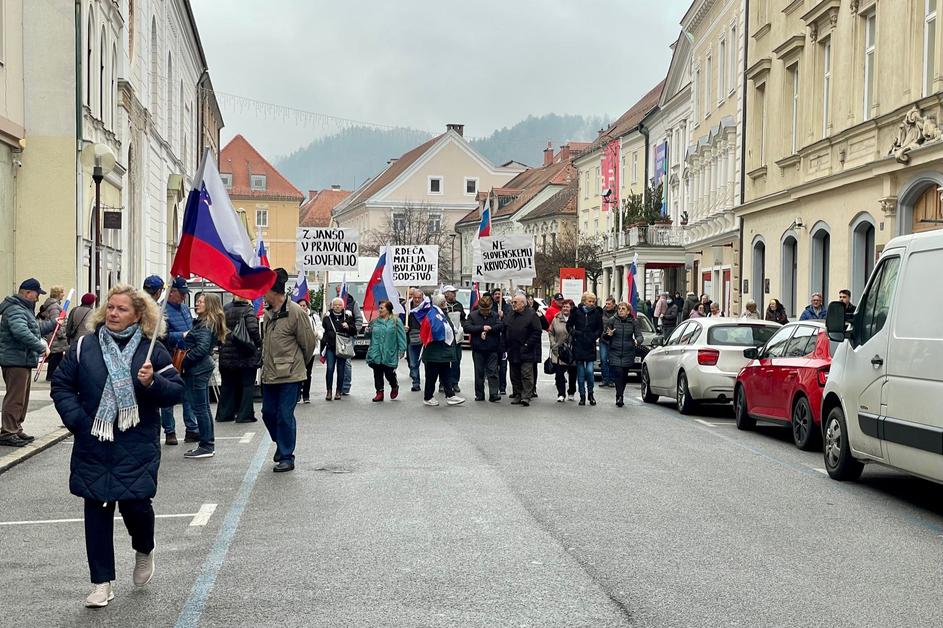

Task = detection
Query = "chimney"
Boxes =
[558,144,570,163]
[331,184,341,191]
[446,123,464,137]
[543,141,554,167]
[308,190,318,201]
[387,158,398,166]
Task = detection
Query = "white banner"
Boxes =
[296,227,359,271]
[473,235,536,281]
[389,245,439,286]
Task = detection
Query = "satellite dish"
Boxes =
[80,142,117,174]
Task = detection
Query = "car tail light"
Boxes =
[697,349,720,366]
[817,368,829,387]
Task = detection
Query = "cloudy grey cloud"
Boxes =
[191,0,692,159]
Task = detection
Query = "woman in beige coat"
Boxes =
[548,299,577,403]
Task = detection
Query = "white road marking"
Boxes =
[813,468,828,475]
[188,503,218,527]
[239,432,255,444]
[0,513,197,526]
[694,419,717,427]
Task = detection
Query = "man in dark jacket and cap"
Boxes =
[0,278,57,446]
[504,294,542,406]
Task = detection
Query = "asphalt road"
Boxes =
[2,356,942,627]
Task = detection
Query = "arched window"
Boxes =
[149,17,158,113]
[99,27,106,121]
[912,185,943,233]
[111,43,117,128]
[167,53,173,138]
[810,221,831,299]
[850,213,876,301]
[751,236,766,313]
[781,233,798,317]
[85,8,93,107]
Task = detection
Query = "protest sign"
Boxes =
[296,227,359,271]
[473,235,536,281]
[389,245,439,286]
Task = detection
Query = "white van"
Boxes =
[821,229,943,483]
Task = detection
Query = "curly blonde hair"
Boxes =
[88,284,166,338]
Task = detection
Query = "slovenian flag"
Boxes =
[419,303,454,347]
[627,253,639,316]
[171,150,276,299]
[292,271,309,303]
[340,273,348,302]
[362,249,404,316]
[478,198,491,238]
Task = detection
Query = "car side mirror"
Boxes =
[825,301,848,342]
[743,347,759,360]
[651,336,664,347]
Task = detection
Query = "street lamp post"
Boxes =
[80,143,117,299]
[449,233,457,284]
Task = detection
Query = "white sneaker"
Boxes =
[567,394,575,401]
[423,398,440,407]
[446,396,466,406]
[85,582,114,608]
[133,549,155,586]
[556,395,565,403]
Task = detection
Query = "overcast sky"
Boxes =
[191,0,692,160]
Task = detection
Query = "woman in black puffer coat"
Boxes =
[604,302,644,408]
[566,291,603,406]
[51,285,184,608]
[216,297,261,423]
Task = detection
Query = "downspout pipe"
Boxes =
[75,0,84,293]
[738,0,750,311]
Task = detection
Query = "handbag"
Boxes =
[231,313,255,353]
[558,344,572,365]
[171,348,188,372]
[543,356,555,375]
[330,316,355,359]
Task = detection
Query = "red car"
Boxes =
[733,321,833,450]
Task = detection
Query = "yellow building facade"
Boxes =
[740,0,943,318]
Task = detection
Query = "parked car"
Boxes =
[595,312,659,377]
[733,321,834,450]
[641,318,779,414]
[821,229,943,484]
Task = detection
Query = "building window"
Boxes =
[781,235,798,317]
[255,208,268,229]
[718,40,727,103]
[392,212,406,234]
[822,39,832,137]
[595,166,600,195]
[149,17,158,114]
[810,224,831,297]
[220,173,233,190]
[851,215,876,300]
[693,68,700,121]
[464,177,478,195]
[167,52,173,136]
[632,152,638,183]
[752,238,766,313]
[427,214,441,233]
[428,176,442,194]
[704,54,712,117]
[128,1,135,58]
[620,155,626,188]
[864,12,876,119]
[584,171,589,199]
[789,64,800,154]
[926,0,937,96]
[729,26,737,93]
[250,174,267,191]
[541,234,547,252]
[754,82,767,165]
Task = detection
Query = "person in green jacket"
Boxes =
[366,301,407,402]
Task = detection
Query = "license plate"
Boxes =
[354,339,369,346]
[634,356,642,363]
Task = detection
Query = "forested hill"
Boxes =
[275,113,606,193]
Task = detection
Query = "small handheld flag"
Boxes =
[292,271,309,303]
[478,198,491,238]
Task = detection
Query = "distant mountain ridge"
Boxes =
[275,113,607,194]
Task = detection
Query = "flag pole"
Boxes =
[145,277,173,364]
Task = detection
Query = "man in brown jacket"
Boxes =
[261,269,317,472]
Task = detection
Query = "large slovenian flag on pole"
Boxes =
[171,150,276,299]
[627,253,640,316]
[478,198,491,238]
[362,248,405,316]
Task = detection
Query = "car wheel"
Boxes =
[676,371,695,415]
[641,366,658,403]
[791,396,820,451]
[823,406,864,481]
[734,385,755,430]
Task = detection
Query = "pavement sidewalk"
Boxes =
[0,380,70,475]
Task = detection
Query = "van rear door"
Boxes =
[884,241,943,480]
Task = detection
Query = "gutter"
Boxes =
[738,0,750,308]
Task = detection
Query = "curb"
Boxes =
[0,427,71,476]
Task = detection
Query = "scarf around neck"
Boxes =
[92,323,143,442]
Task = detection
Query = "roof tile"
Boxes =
[220,134,305,201]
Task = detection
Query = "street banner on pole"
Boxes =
[473,235,536,281]
[296,227,359,271]
[389,245,439,286]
